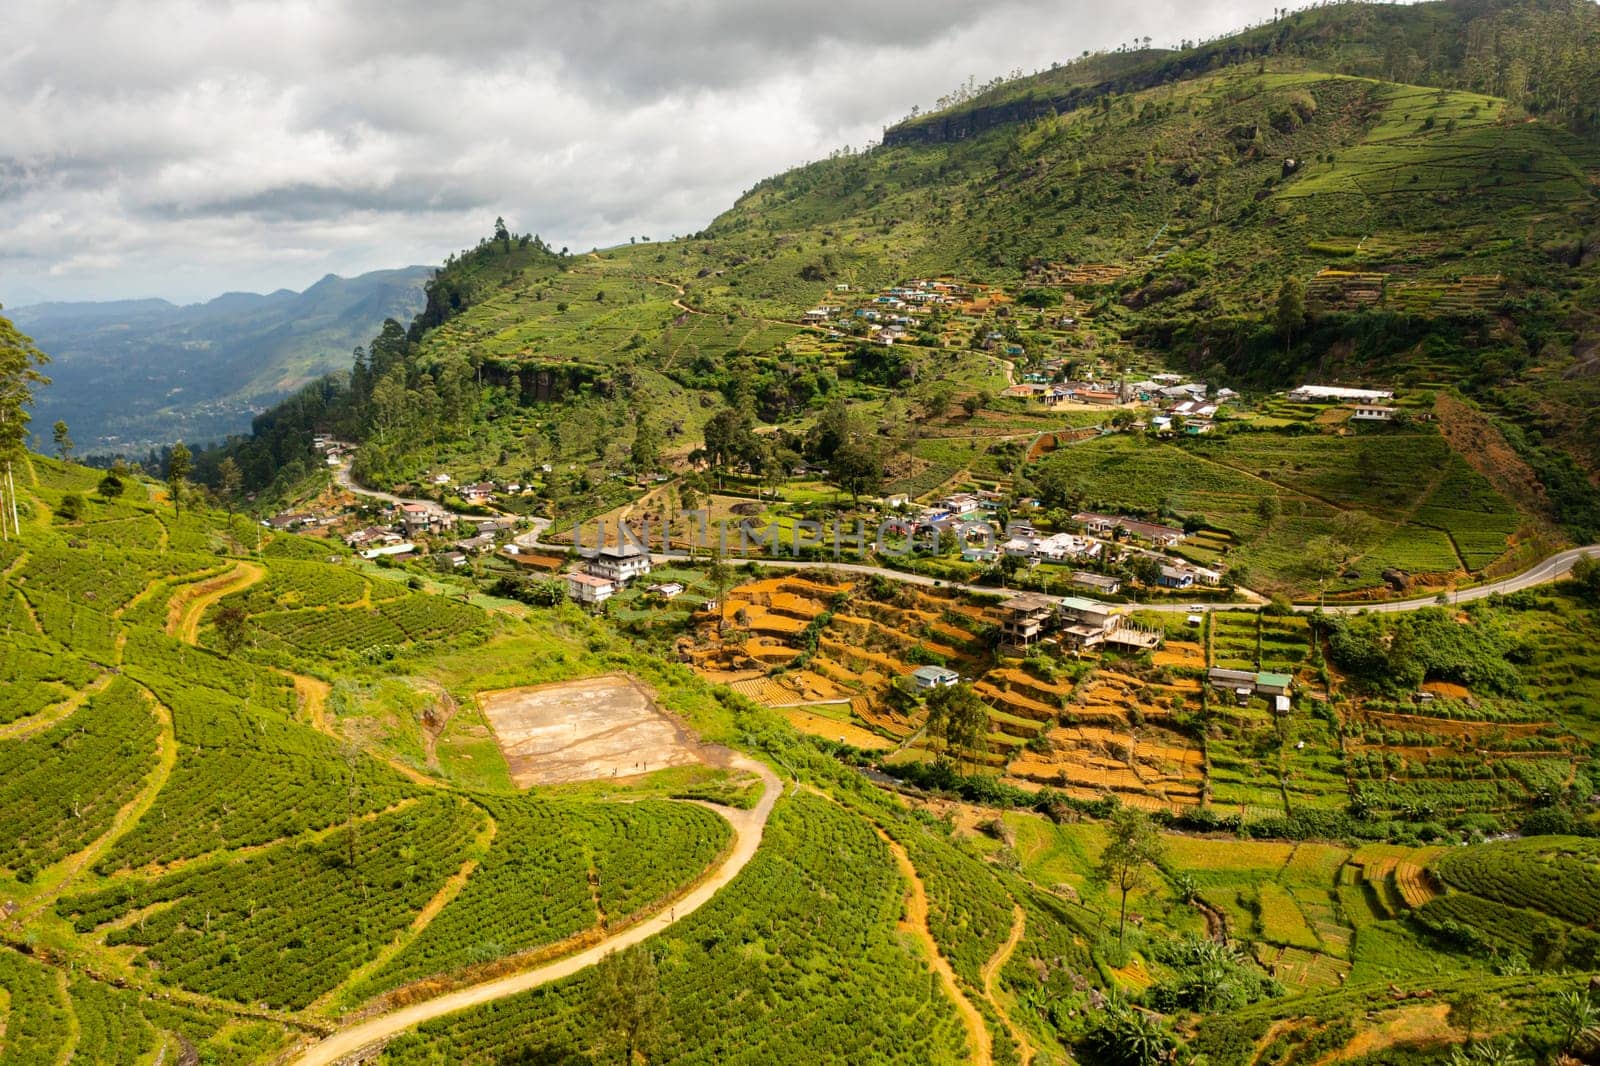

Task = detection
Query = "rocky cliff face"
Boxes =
[883,97,1066,146]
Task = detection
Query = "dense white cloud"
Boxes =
[0,0,1288,304]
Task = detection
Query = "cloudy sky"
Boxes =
[2,0,1290,307]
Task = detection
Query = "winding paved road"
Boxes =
[334,462,550,543]
[291,754,781,1065]
[338,459,1597,616]
[646,544,1600,615]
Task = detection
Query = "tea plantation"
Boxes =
[8,0,1600,1058]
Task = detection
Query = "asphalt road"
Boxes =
[335,462,551,542]
[335,462,1598,616]
[651,545,1600,615]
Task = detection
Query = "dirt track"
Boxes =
[982,904,1033,1065]
[165,561,263,643]
[878,829,992,1066]
[289,753,782,1065]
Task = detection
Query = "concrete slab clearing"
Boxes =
[477,674,704,787]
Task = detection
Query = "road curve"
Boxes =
[332,463,452,518]
[647,545,1600,616]
[335,459,1596,615]
[291,753,782,1065]
[334,462,551,544]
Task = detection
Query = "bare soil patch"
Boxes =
[477,674,705,787]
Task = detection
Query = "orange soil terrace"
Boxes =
[683,573,1225,809]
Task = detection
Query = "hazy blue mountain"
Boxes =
[13,266,431,453]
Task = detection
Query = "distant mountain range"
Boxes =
[12,266,431,454]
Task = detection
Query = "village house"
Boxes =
[1057,596,1121,635]
[567,572,617,606]
[461,482,497,504]
[647,581,685,599]
[1054,596,1162,652]
[1208,669,1294,707]
[586,541,652,584]
[344,526,402,550]
[1288,385,1394,404]
[1072,512,1119,535]
[1159,384,1203,402]
[437,551,468,569]
[399,503,436,535]
[1074,388,1120,405]
[360,542,415,560]
[1184,420,1215,436]
[1004,532,1101,563]
[910,665,960,690]
[455,533,497,554]
[1043,533,1101,561]
[1157,565,1196,589]
[265,511,315,531]
[1169,399,1218,419]
[1256,671,1294,697]
[1350,404,1398,421]
[1118,519,1187,547]
[999,593,1057,650]
[1071,571,1122,595]
[1208,668,1257,703]
[430,473,452,486]
[938,493,982,516]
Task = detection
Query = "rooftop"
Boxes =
[1058,596,1113,613]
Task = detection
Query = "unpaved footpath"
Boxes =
[878,830,992,1066]
[166,561,264,643]
[290,754,782,1065]
[983,903,1033,1065]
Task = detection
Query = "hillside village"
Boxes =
[9,4,1600,1061]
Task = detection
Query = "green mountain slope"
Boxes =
[886,0,1600,145]
[14,266,430,453]
[202,0,1600,574]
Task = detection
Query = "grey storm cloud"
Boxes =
[0,0,1287,305]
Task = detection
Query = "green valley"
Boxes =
[6,1,1600,1063]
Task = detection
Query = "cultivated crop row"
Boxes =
[381,795,969,1064]
[358,796,731,999]
[0,628,99,725]
[0,677,158,876]
[64,796,483,1010]
[222,558,370,612]
[106,629,415,868]
[1433,837,1600,928]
